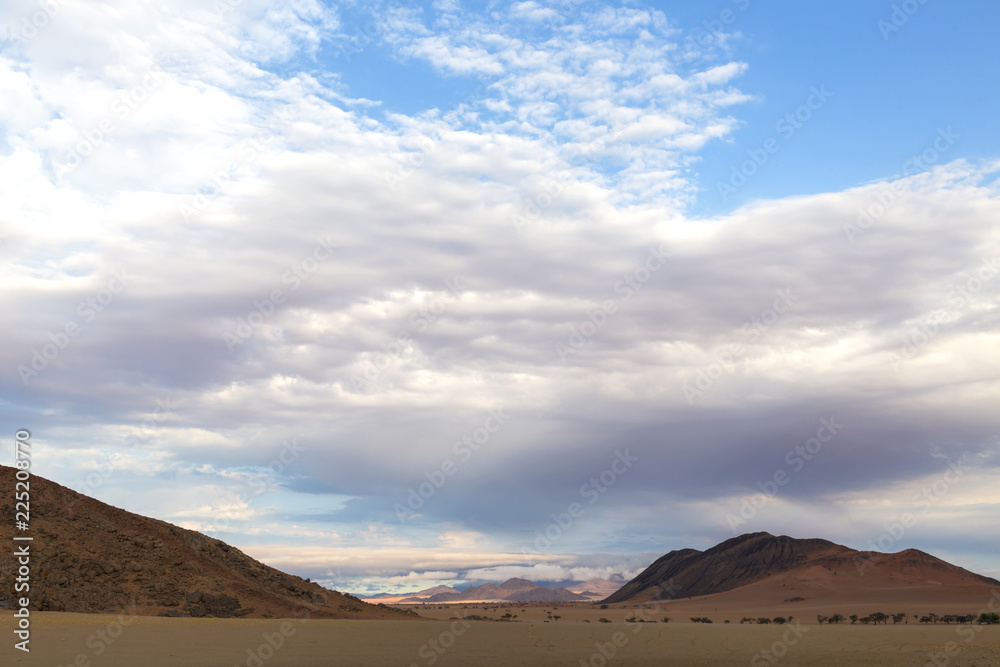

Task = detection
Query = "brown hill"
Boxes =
[0,465,416,620]
[605,532,999,605]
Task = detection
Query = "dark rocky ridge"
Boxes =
[605,532,1000,604]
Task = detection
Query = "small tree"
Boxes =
[979,612,1000,624]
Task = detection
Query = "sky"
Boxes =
[1,0,999,596]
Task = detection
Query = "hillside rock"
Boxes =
[0,465,416,620]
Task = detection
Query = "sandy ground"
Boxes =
[3,611,1000,666]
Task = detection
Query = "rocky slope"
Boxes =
[605,532,1000,604]
[0,465,415,620]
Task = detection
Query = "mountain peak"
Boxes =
[604,532,998,604]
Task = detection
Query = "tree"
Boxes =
[979,612,1000,625]
[849,614,858,625]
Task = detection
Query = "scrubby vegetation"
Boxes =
[813,611,997,625]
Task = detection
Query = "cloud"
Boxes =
[1,0,999,593]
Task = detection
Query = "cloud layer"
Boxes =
[2,0,998,593]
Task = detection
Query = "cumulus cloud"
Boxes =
[2,0,998,593]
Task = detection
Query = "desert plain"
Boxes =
[3,608,1000,667]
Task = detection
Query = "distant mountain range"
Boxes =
[605,531,1000,604]
[401,577,589,603]
[362,577,625,604]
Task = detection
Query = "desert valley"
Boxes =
[3,2,1000,664]
[3,465,999,666]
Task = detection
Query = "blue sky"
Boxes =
[316,0,1000,216]
[2,0,999,595]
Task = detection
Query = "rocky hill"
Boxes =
[0,465,416,620]
[605,532,1000,604]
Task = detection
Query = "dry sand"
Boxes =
[3,611,999,666]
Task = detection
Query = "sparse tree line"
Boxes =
[740,616,792,625]
[816,612,1000,625]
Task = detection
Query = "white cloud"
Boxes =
[2,0,999,594]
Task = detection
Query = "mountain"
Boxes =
[413,585,458,597]
[0,465,415,620]
[391,577,590,603]
[605,532,1000,604]
[566,578,625,599]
